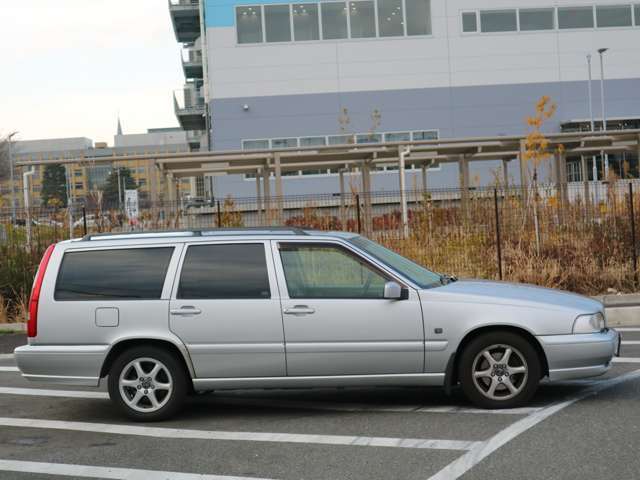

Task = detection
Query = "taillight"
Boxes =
[28,244,56,338]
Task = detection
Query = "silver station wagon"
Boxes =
[16,228,620,421]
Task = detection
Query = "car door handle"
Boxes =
[170,307,202,316]
[284,306,315,315]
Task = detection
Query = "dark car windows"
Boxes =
[178,244,270,299]
[55,248,174,300]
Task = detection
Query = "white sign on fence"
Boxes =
[124,190,139,222]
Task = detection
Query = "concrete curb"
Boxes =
[0,323,26,333]
[592,295,640,327]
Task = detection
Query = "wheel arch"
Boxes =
[446,325,549,391]
[100,337,195,380]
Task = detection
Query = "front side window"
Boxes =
[406,0,431,35]
[558,7,594,29]
[178,244,270,299]
[480,9,517,32]
[293,3,320,40]
[519,8,555,31]
[378,0,404,36]
[237,6,263,43]
[349,0,376,38]
[265,4,292,42]
[596,5,633,27]
[55,248,174,300]
[321,2,349,39]
[280,243,388,298]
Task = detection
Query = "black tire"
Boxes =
[107,346,188,421]
[458,331,541,409]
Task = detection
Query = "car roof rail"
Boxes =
[81,227,309,241]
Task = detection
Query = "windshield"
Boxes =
[348,236,443,289]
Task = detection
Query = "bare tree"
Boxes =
[0,134,10,181]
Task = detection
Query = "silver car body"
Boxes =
[15,230,619,391]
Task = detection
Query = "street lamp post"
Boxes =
[587,55,598,204]
[7,132,17,223]
[598,48,609,178]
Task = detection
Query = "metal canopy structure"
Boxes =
[16,129,640,235]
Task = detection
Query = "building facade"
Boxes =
[169,0,640,197]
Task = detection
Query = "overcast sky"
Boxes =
[0,0,184,144]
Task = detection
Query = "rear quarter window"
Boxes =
[55,247,174,300]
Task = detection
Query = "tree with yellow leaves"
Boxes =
[523,96,563,254]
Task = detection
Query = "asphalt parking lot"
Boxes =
[0,329,639,480]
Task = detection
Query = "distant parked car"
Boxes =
[15,228,620,421]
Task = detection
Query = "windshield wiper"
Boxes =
[440,274,458,285]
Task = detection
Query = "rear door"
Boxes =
[169,241,286,378]
[272,240,424,376]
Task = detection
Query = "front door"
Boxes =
[273,241,424,376]
[169,241,285,378]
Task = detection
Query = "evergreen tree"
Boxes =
[102,167,137,206]
[41,164,68,207]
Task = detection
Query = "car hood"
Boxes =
[423,279,602,315]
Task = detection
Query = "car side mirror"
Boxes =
[384,281,407,300]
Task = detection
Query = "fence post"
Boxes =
[356,194,362,234]
[494,188,503,281]
[216,200,222,228]
[629,182,638,287]
[82,207,87,237]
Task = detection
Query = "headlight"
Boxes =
[573,312,606,334]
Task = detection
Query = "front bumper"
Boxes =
[538,328,620,382]
[14,344,108,387]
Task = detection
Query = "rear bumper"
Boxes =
[14,344,108,387]
[538,329,619,382]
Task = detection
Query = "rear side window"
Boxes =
[178,244,270,299]
[55,248,174,300]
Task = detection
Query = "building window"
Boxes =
[566,161,582,182]
[378,0,404,36]
[356,133,382,144]
[271,138,298,148]
[236,6,263,43]
[265,4,292,42]
[321,2,348,39]
[462,11,478,32]
[519,8,555,31]
[406,0,431,35]
[349,1,376,38]
[412,130,438,141]
[293,3,320,40]
[328,134,354,145]
[384,132,411,142]
[300,136,327,146]
[596,4,633,27]
[74,182,84,189]
[558,6,594,29]
[242,139,269,150]
[480,9,517,32]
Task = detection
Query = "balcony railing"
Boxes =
[168,0,201,43]
[173,89,206,131]
[181,49,203,79]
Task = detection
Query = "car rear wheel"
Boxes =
[458,331,541,409]
[107,346,188,421]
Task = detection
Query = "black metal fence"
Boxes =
[1,181,640,296]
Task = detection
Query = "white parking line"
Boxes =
[0,366,18,372]
[0,416,480,451]
[613,357,640,363]
[0,459,272,480]
[622,341,640,345]
[616,328,640,332]
[0,354,14,360]
[427,368,640,480]
[213,396,541,415]
[0,384,539,415]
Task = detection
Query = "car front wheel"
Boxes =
[458,332,541,409]
[107,346,188,421]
